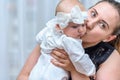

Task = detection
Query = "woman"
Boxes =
[17,0,120,80]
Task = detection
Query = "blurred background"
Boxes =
[0,0,100,80]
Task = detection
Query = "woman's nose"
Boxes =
[85,18,98,30]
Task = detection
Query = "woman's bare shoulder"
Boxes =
[96,50,120,80]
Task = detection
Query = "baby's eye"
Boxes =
[72,26,78,28]
[81,24,85,27]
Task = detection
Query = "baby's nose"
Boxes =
[78,25,86,33]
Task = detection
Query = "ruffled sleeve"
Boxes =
[36,27,49,44]
[61,35,96,76]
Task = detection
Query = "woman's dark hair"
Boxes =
[97,0,120,53]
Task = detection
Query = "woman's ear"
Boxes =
[103,35,117,42]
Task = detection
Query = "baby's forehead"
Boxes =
[68,22,81,26]
[56,0,85,13]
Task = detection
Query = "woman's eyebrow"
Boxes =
[92,8,110,29]
[92,8,98,15]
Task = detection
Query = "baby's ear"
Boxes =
[103,35,117,42]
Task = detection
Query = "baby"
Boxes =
[29,1,96,80]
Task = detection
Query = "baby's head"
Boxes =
[55,0,87,39]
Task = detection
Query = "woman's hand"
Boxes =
[51,49,90,80]
[51,49,75,72]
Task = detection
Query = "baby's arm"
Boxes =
[61,36,96,76]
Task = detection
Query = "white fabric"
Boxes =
[29,27,95,80]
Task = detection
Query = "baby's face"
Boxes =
[63,22,86,39]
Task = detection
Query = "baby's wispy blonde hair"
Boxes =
[55,0,85,15]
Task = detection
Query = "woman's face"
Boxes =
[81,2,120,47]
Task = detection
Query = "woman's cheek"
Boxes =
[82,30,104,43]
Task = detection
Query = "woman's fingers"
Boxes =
[51,49,68,60]
[51,51,68,64]
[51,58,71,69]
[51,49,69,67]
[51,59,66,68]
[51,58,75,72]
[51,49,76,71]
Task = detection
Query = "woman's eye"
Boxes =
[99,22,106,29]
[91,11,96,18]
